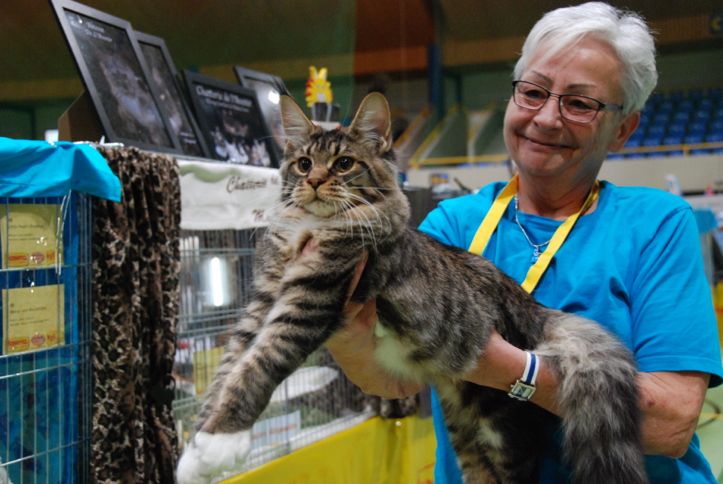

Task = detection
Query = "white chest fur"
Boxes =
[372,322,425,381]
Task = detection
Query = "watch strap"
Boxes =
[508,351,539,401]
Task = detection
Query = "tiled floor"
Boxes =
[699,384,723,482]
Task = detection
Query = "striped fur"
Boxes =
[177,93,647,484]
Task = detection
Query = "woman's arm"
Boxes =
[462,332,710,458]
[324,247,709,458]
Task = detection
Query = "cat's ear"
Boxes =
[348,92,393,152]
[280,95,315,152]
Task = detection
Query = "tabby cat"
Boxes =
[177,93,646,484]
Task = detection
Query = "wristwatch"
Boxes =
[508,351,539,401]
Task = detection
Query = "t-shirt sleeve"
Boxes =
[630,206,723,386]
[418,199,466,248]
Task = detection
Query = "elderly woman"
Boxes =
[328,2,723,482]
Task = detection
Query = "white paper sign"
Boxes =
[178,159,281,230]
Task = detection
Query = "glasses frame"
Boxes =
[511,80,624,124]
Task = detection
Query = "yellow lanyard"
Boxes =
[467,175,600,294]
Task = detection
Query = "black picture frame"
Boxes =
[234,66,288,158]
[183,70,278,168]
[49,0,180,153]
[134,31,210,159]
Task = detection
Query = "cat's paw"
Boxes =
[176,430,251,484]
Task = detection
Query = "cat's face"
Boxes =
[278,93,407,225]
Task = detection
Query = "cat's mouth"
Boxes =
[302,199,339,218]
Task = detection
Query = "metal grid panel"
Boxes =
[174,228,372,478]
[0,193,92,484]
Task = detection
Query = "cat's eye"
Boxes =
[334,156,355,172]
[296,157,313,173]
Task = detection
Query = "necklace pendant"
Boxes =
[531,247,541,263]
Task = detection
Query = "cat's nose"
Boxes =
[307,178,323,190]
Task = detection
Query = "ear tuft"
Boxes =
[348,92,393,152]
[279,95,316,153]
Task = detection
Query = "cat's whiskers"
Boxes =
[341,194,383,250]
[345,191,391,236]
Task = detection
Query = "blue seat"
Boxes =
[709,119,723,133]
[657,101,674,113]
[667,122,687,135]
[672,111,690,122]
[688,121,708,135]
[606,153,625,160]
[698,98,714,110]
[646,124,666,136]
[692,109,712,121]
[652,112,670,124]
[665,150,685,157]
[642,136,662,147]
[662,135,683,145]
[684,133,704,144]
[676,100,694,112]
[690,148,713,156]
[705,132,723,142]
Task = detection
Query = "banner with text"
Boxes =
[178,159,281,231]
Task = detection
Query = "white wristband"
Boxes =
[508,351,538,401]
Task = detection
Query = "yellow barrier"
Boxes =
[223,416,436,484]
[715,282,723,348]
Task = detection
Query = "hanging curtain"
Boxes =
[90,145,180,483]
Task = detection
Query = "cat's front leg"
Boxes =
[177,275,282,483]
[176,307,269,483]
[177,304,343,482]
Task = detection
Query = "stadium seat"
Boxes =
[684,133,704,144]
[662,135,683,145]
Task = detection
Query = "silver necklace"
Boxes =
[514,196,552,263]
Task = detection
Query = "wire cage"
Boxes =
[173,228,373,479]
[0,193,92,484]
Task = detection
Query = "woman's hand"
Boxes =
[324,253,422,399]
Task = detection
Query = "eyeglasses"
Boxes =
[511,80,624,124]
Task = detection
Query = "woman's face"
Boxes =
[503,37,639,185]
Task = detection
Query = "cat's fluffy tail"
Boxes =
[535,311,648,484]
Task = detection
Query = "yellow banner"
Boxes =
[193,346,224,395]
[2,284,65,354]
[223,416,436,484]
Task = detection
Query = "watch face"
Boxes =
[508,380,536,401]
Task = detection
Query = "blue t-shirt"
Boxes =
[418,181,723,484]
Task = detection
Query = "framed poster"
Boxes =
[134,31,209,159]
[234,66,288,157]
[49,0,180,153]
[183,70,278,168]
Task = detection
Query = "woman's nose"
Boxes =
[533,97,564,128]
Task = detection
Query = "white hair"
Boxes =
[513,2,658,114]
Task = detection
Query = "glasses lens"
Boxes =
[561,95,602,123]
[514,82,548,109]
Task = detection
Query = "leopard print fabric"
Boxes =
[91,146,180,484]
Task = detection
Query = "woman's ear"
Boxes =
[608,111,640,152]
